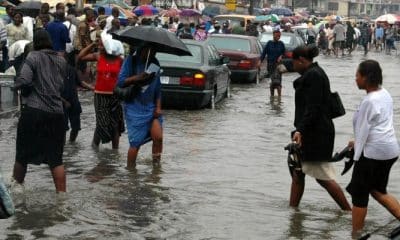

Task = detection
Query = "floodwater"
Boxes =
[1,50,400,239]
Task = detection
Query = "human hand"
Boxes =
[64,101,71,109]
[153,108,162,118]
[292,131,302,147]
[347,140,354,150]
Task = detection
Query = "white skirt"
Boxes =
[301,161,337,181]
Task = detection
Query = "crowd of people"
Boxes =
[0,2,399,236]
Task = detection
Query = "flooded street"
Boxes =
[1,50,400,239]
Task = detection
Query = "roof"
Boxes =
[207,34,258,40]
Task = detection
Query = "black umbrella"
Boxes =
[112,26,192,56]
[16,0,42,10]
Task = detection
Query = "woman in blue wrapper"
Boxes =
[117,43,163,169]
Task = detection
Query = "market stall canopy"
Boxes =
[269,7,293,16]
[375,14,400,24]
[96,0,130,9]
[254,14,280,23]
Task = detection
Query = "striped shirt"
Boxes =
[15,49,67,114]
[0,20,6,61]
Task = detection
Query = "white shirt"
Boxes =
[22,16,34,42]
[263,25,273,33]
[353,88,400,161]
[105,15,114,31]
[63,21,76,53]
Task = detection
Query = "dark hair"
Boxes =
[67,7,76,16]
[33,29,53,50]
[293,45,319,61]
[55,9,65,21]
[98,6,105,15]
[357,60,382,86]
[55,2,64,10]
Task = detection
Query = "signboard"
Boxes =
[225,0,236,11]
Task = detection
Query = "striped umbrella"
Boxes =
[133,5,159,16]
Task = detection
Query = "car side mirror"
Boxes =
[221,56,230,64]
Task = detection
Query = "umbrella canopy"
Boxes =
[16,0,41,10]
[112,26,192,56]
[179,8,201,17]
[96,0,130,9]
[375,14,400,24]
[133,5,159,16]
[269,7,293,16]
[160,8,181,17]
[254,14,280,23]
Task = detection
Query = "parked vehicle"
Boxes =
[156,40,230,109]
[258,31,305,59]
[214,14,256,29]
[207,34,266,83]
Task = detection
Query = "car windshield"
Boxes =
[156,44,202,64]
[214,16,246,28]
[208,37,251,52]
[259,34,293,45]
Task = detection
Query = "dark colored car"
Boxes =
[258,31,305,59]
[207,34,267,83]
[156,40,230,109]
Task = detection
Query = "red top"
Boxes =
[95,54,123,93]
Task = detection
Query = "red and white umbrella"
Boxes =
[375,14,400,24]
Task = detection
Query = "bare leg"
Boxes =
[92,132,100,148]
[51,165,66,192]
[290,170,305,207]
[12,161,27,184]
[127,147,139,169]
[277,86,282,97]
[371,190,400,219]
[316,179,351,210]
[151,119,163,166]
[69,129,79,142]
[111,128,120,150]
[352,206,367,232]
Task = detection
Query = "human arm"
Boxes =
[117,56,153,88]
[77,42,98,61]
[63,24,71,43]
[353,100,378,160]
[260,41,269,62]
[14,55,34,90]
[153,76,162,118]
[295,68,326,134]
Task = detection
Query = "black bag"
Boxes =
[329,91,346,119]
[113,84,141,102]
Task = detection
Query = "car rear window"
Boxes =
[259,34,293,45]
[208,37,251,52]
[156,44,202,64]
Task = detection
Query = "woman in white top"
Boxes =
[347,60,400,234]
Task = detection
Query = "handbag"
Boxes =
[329,91,346,119]
[113,84,141,102]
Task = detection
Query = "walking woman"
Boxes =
[117,43,163,168]
[78,32,124,149]
[290,45,351,210]
[347,60,400,233]
[12,29,67,192]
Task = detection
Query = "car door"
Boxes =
[208,45,228,101]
